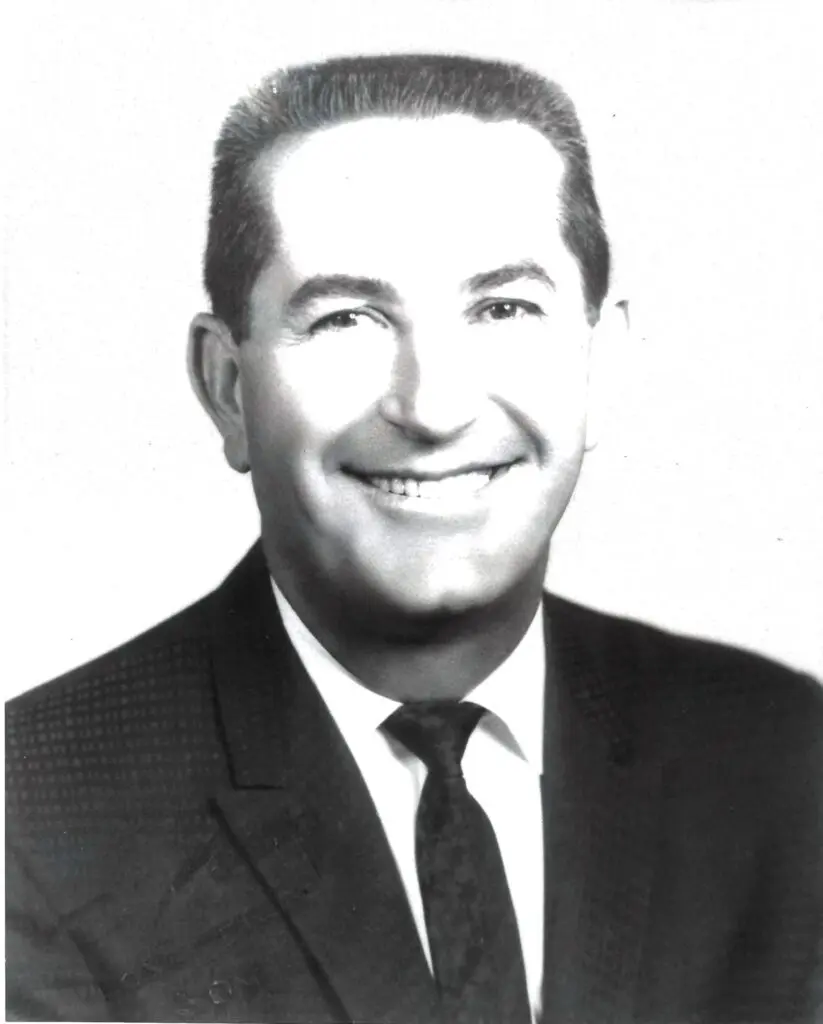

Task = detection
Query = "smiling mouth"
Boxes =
[342,461,521,499]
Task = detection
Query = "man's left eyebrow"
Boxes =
[465,260,555,293]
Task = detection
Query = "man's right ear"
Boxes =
[187,313,250,473]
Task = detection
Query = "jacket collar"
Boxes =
[207,542,661,1023]
[209,542,644,767]
[206,541,439,1023]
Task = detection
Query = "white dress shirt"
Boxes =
[272,582,546,1021]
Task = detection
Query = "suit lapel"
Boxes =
[207,545,438,1024]
[203,548,662,1022]
[541,597,662,1024]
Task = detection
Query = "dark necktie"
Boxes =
[384,701,531,1024]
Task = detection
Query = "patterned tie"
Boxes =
[384,701,531,1024]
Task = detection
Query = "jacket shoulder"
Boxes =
[7,590,212,720]
[5,587,224,824]
[6,545,271,812]
[544,593,823,761]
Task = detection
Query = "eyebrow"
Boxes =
[284,274,400,315]
[283,259,555,317]
[465,260,555,294]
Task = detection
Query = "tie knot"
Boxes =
[384,701,485,778]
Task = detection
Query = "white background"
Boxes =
[2,0,822,698]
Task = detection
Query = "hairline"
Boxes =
[205,56,611,337]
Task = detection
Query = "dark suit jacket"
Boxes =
[7,543,823,1023]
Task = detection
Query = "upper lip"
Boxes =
[342,458,523,481]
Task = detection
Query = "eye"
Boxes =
[309,308,388,335]
[473,299,543,323]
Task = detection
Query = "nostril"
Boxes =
[378,391,479,443]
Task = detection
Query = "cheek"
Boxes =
[483,328,590,446]
[243,340,395,448]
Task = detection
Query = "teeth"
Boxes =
[367,471,493,498]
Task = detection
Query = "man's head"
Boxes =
[203,54,609,342]
[190,54,615,634]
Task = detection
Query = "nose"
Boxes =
[379,332,483,442]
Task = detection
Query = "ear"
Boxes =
[585,296,630,452]
[187,313,250,473]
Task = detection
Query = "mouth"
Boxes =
[341,460,523,500]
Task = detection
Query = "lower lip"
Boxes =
[344,464,522,519]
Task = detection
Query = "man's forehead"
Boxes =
[251,115,569,282]
[254,114,565,216]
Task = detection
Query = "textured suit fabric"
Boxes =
[6,541,823,1023]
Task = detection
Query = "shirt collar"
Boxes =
[467,606,545,771]
[271,580,545,773]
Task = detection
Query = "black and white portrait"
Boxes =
[5,2,822,1021]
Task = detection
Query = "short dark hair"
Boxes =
[205,53,611,339]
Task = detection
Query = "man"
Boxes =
[6,53,822,1024]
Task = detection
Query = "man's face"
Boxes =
[237,115,595,620]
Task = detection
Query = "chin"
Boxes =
[365,561,526,624]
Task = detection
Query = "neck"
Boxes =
[271,564,545,703]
